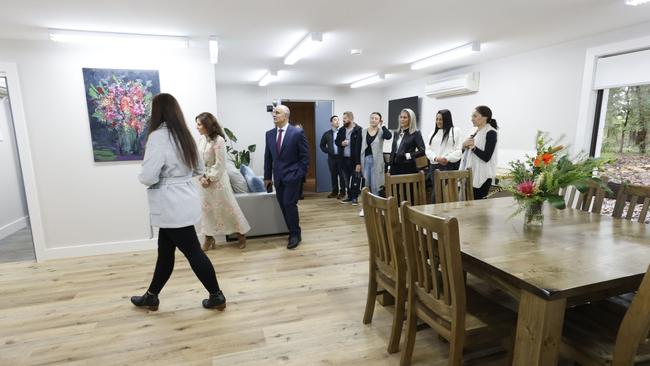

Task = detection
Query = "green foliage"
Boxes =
[223,127,255,168]
[507,131,612,214]
[602,85,649,155]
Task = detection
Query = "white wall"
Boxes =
[214,84,385,174]
[382,21,650,166]
[0,96,29,240]
[0,39,217,259]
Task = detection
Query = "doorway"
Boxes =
[0,76,36,263]
[281,100,335,194]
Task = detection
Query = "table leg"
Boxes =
[512,292,566,366]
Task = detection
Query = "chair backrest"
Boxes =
[612,183,650,223]
[361,188,405,280]
[385,171,427,206]
[560,176,610,214]
[400,202,466,332]
[612,265,650,366]
[433,168,474,203]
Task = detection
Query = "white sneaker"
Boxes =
[359,209,364,217]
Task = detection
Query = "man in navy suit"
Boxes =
[264,105,309,249]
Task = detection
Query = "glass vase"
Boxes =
[524,201,544,229]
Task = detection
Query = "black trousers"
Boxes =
[474,178,493,200]
[148,226,221,295]
[341,157,359,200]
[328,156,346,195]
[275,179,302,236]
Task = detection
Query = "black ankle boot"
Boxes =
[131,292,159,311]
[202,290,226,310]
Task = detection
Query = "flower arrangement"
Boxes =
[87,76,154,156]
[507,131,611,224]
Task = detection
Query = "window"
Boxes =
[593,84,650,220]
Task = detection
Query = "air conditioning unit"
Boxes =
[424,72,480,98]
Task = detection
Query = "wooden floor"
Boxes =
[0,194,508,366]
[0,226,35,264]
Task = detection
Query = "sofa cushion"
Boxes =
[227,161,249,193]
[240,164,265,193]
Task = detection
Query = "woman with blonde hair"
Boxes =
[389,108,426,175]
[196,112,250,250]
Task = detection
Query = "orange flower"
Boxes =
[534,153,554,167]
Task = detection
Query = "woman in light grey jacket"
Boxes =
[359,112,392,216]
[130,93,226,311]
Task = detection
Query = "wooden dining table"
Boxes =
[412,197,650,366]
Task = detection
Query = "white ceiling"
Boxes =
[2,0,650,87]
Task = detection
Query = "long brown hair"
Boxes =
[147,93,199,170]
[195,112,226,141]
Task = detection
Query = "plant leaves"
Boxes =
[224,128,237,143]
[248,144,257,152]
[547,194,566,209]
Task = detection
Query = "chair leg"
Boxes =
[387,284,406,353]
[400,294,417,366]
[448,337,464,366]
[363,272,377,324]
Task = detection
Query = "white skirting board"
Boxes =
[0,216,28,241]
[41,237,158,261]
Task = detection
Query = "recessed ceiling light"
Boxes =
[410,41,481,70]
[209,36,218,64]
[350,49,363,56]
[350,74,385,88]
[259,71,278,87]
[48,29,189,48]
[626,0,650,5]
[284,32,323,65]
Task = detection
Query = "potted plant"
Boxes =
[223,127,256,168]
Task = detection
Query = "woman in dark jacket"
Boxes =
[390,108,426,175]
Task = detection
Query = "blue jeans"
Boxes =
[363,154,375,194]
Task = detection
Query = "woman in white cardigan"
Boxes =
[131,93,226,311]
[461,105,498,199]
[426,109,463,202]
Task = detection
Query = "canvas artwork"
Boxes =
[82,68,160,162]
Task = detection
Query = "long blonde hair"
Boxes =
[401,108,417,135]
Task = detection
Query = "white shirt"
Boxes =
[460,125,498,188]
[425,127,463,164]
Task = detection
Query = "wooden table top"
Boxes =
[412,198,650,300]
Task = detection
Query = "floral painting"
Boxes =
[82,68,160,162]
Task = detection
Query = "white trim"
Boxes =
[0,62,46,262]
[0,216,28,241]
[40,238,157,261]
[575,35,650,154]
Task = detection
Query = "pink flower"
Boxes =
[517,181,535,197]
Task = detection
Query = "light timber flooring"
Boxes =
[0,194,508,366]
[0,226,35,264]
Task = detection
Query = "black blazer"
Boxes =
[390,129,426,174]
[319,129,338,157]
[335,124,363,165]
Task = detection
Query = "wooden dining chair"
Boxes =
[399,203,515,366]
[560,265,650,365]
[612,183,650,223]
[433,168,474,203]
[559,176,610,213]
[385,171,427,206]
[361,187,407,354]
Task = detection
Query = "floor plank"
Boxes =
[0,194,508,365]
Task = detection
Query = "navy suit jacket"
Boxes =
[264,124,309,184]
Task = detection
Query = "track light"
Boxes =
[284,32,323,65]
[350,74,385,88]
[410,42,481,70]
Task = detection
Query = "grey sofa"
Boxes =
[234,191,288,237]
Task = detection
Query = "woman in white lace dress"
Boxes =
[195,112,250,250]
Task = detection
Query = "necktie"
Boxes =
[276,128,284,154]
